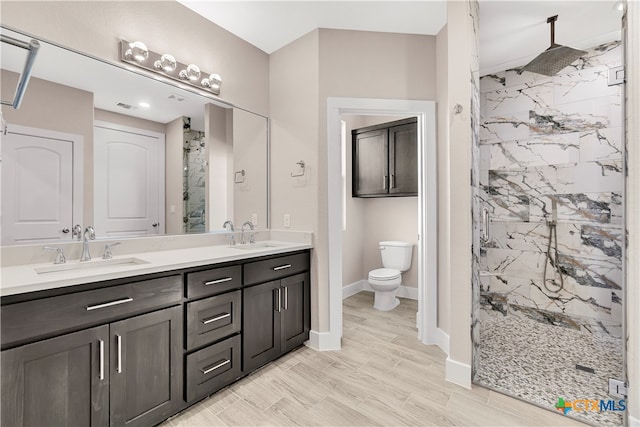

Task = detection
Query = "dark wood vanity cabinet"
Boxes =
[352,117,418,197]
[242,252,311,372]
[1,249,311,426]
[1,276,183,427]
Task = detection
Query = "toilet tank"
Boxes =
[379,241,413,272]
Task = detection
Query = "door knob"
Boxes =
[62,228,70,233]
[152,223,159,227]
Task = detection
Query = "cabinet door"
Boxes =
[242,280,281,372]
[280,273,311,353]
[1,325,109,427]
[388,122,418,195]
[352,128,388,196]
[109,306,182,427]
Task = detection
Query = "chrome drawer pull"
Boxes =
[99,339,105,380]
[284,286,288,310]
[202,312,230,325]
[86,297,133,311]
[204,277,233,286]
[201,359,230,375]
[273,264,291,271]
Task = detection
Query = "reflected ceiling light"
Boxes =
[138,101,150,108]
[119,39,222,96]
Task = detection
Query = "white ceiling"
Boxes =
[178,0,624,76]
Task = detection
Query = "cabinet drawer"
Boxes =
[243,252,310,286]
[186,265,242,299]
[1,275,182,348]
[186,290,241,351]
[185,335,241,403]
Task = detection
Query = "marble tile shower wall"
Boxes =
[183,129,206,234]
[478,42,623,337]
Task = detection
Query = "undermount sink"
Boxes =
[231,242,283,251]
[35,257,149,274]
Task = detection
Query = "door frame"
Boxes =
[326,98,442,350]
[3,123,84,239]
[93,120,166,235]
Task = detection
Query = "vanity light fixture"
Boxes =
[120,39,222,96]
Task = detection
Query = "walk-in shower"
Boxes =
[182,117,207,233]
[473,39,625,427]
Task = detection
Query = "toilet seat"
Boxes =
[368,268,401,281]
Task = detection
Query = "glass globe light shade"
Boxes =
[186,64,201,81]
[209,74,222,87]
[154,54,176,73]
[128,41,149,63]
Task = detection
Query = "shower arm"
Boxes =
[547,15,559,48]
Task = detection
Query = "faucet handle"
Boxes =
[72,224,82,240]
[103,242,121,259]
[43,246,66,264]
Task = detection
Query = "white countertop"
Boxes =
[1,240,312,297]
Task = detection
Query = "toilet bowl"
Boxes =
[368,268,402,311]
[367,241,413,311]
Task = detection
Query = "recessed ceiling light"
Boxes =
[138,102,150,108]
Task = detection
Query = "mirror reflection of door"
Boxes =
[1,125,82,245]
[94,122,165,237]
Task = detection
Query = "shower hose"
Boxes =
[544,221,564,293]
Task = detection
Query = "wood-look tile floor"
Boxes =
[163,292,588,426]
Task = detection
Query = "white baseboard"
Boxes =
[434,328,450,355]
[342,280,419,300]
[306,330,341,351]
[445,357,472,389]
[630,415,640,426]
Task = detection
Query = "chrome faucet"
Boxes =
[241,221,255,245]
[222,220,235,246]
[103,242,121,259]
[80,226,95,262]
[43,246,66,264]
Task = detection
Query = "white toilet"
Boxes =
[368,241,413,311]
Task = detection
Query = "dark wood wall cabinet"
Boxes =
[1,249,311,427]
[352,117,418,197]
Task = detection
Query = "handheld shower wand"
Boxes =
[543,200,564,293]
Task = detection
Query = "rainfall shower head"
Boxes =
[518,15,587,76]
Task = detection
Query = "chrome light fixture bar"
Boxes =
[119,39,222,96]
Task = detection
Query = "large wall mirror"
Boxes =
[0,26,269,246]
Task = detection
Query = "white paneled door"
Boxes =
[94,122,165,237]
[1,125,82,245]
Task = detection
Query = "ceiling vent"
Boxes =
[116,102,134,110]
[168,93,187,103]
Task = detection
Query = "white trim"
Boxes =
[93,120,166,235]
[342,280,366,299]
[327,97,439,354]
[4,123,84,235]
[306,330,341,351]
[445,357,472,389]
[342,282,420,301]
[629,415,640,427]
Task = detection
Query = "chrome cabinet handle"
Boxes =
[390,174,395,189]
[116,334,122,374]
[202,313,230,325]
[86,297,133,311]
[273,264,291,271]
[204,277,233,286]
[283,287,288,310]
[201,359,230,375]
[276,288,282,313]
[99,339,105,380]
[383,175,387,190]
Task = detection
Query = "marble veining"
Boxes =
[474,40,624,417]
